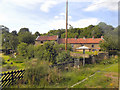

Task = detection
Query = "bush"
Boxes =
[54,43,72,52]
[34,42,58,64]
[100,57,118,65]
[26,44,34,59]
[56,51,72,64]
[2,58,7,65]
[6,64,12,69]
[17,42,27,57]
[109,50,118,56]
[24,61,63,87]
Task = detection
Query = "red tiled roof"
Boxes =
[36,35,58,41]
[59,38,103,44]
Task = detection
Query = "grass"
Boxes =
[103,63,118,72]
[1,53,25,73]
[74,72,112,88]
[1,53,118,88]
[1,54,10,61]
[9,61,118,88]
[73,63,118,88]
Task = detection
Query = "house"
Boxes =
[35,35,59,45]
[35,35,103,52]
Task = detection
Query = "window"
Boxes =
[81,44,84,46]
[41,41,43,43]
[92,44,94,47]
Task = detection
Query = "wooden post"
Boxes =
[83,49,85,66]
[65,0,68,51]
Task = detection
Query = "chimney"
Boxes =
[92,36,95,39]
[101,36,104,39]
[83,36,85,39]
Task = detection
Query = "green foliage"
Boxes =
[56,51,72,64]
[24,61,63,86]
[26,44,34,59]
[34,42,57,64]
[34,44,44,60]
[100,28,119,52]
[2,58,7,65]
[11,30,17,36]
[18,32,35,44]
[103,63,118,72]
[6,64,12,69]
[0,25,9,34]
[2,29,18,51]
[98,22,114,34]
[100,57,118,65]
[18,28,29,34]
[54,43,72,52]
[24,61,50,85]
[46,22,116,39]
[74,72,112,88]
[9,35,19,50]
[2,33,11,49]
[17,42,27,57]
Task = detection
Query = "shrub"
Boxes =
[2,58,7,65]
[6,64,12,69]
[100,57,118,65]
[56,51,72,64]
[24,61,63,87]
[34,42,58,64]
[54,43,72,52]
[17,42,27,57]
[24,61,49,85]
[26,44,34,59]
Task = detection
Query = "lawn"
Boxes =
[103,63,118,72]
[73,63,118,88]
[1,53,25,73]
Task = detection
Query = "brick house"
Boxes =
[35,35,59,45]
[35,35,103,51]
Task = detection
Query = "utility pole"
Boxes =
[65,0,68,51]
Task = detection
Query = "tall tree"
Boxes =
[0,25,9,34]
[11,30,17,36]
[18,28,29,34]
[100,27,119,52]
[9,35,19,50]
[18,32,35,44]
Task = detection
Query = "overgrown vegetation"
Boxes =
[9,57,118,88]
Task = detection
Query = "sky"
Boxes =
[0,0,119,34]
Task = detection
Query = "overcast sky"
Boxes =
[0,0,118,34]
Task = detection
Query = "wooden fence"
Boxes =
[0,69,25,88]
